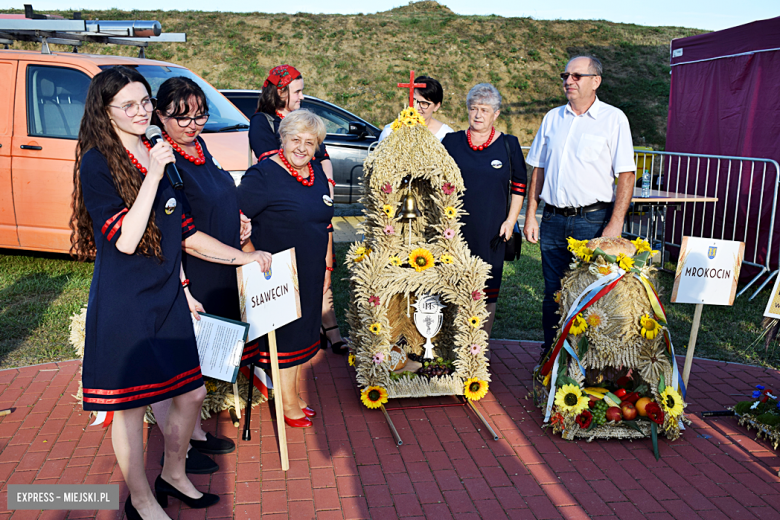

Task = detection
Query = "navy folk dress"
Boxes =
[176,138,260,366]
[236,158,334,369]
[442,132,528,303]
[80,148,203,411]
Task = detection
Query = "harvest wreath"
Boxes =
[733,385,780,450]
[534,236,689,452]
[345,107,492,405]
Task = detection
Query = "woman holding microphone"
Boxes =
[71,67,218,519]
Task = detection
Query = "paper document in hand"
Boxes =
[191,313,249,383]
[237,248,302,342]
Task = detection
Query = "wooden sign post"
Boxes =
[671,237,744,385]
[237,248,302,472]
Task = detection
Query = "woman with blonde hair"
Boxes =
[238,110,333,427]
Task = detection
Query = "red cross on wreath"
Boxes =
[397,70,426,108]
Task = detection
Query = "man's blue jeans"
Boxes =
[539,207,611,355]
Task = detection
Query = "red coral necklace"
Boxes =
[467,127,496,151]
[277,149,314,187]
[163,131,205,165]
[126,139,153,174]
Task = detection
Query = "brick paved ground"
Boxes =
[0,340,779,519]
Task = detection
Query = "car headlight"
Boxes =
[228,170,245,186]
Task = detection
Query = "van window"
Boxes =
[27,65,91,139]
[303,103,351,135]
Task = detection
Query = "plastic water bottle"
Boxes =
[641,170,651,198]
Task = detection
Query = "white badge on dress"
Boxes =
[212,157,222,170]
[491,160,503,169]
[164,197,177,215]
[322,195,333,207]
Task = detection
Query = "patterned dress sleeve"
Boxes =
[509,136,528,197]
[80,150,129,246]
[178,189,197,239]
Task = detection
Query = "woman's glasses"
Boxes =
[169,114,210,127]
[560,72,599,81]
[108,97,156,117]
[414,98,432,110]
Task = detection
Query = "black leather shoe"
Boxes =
[124,496,141,520]
[154,475,220,509]
[189,432,235,455]
[160,447,219,474]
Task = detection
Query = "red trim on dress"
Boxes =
[102,209,128,235]
[258,150,277,162]
[83,366,202,396]
[106,214,126,241]
[83,373,203,405]
[256,340,319,364]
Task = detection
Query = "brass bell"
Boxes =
[399,193,422,220]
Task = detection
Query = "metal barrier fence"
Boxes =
[627,151,780,299]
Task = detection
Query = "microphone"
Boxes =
[145,125,184,190]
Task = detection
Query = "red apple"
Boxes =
[605,406,623,422]
[621,402,637,421]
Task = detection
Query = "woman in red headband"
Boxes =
[248,65,347,356]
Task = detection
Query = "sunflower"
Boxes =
[554,384,589,416]
[660,387,685,418]
[469,316,481,328]
[391,119,402,131]
[640,314,661,340]
[441,254,454,264]
[353,246,368,262]
[616,253,635,271]
[464,378,489,401]
[361,386,388,409]
[569,314,588,335]
[577,246,594,262]
[389,255,403,266]
[382,205,394,218]
[369,323,382,334]
[567,237,588,253]
[409,248,435,272]
[445,206,457,218]
[631,237,653,254]
[348,353,355,366]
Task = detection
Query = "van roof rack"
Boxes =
[0,4,185,58]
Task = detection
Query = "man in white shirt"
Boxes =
[524,56,636,356]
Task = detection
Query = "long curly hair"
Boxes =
[70,66,164,261]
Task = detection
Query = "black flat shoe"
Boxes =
[189,432,235,455]
[124,496,141,520]
[154,475,220,509]
[160,447,219,474]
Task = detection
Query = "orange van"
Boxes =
[0,50,251,253]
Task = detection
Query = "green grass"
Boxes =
[0,251,92,369]
[1,243,776,371]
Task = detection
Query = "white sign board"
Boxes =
[237,248,302,342]
[671,237,744,306]
[763,275,780,319]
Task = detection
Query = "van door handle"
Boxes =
[20,145,42,150]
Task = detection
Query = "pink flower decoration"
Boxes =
[472,290,482,301]
[372,352,385,364]
[470,344,482,355]
[443,228,455,240]
[442,182,455,195]
[369,295,380,307]
[384,225,395,235]
[382,183,393,194]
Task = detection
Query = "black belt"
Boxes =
[545,201,612,217]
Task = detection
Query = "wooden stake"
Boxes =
[268,330,289,471]
[682,303,703,386]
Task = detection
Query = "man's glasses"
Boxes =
[169,114,210,127]
[108,97,156,117]
[414,98,432,110]
[560,72,599,81]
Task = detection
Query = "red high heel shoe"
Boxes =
[284,415,312,428]
[302,406,316,418]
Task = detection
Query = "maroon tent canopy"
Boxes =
[665,17,780,282]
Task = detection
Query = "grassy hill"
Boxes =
[2,2,702,148]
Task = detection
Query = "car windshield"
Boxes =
[99,64,249,132]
